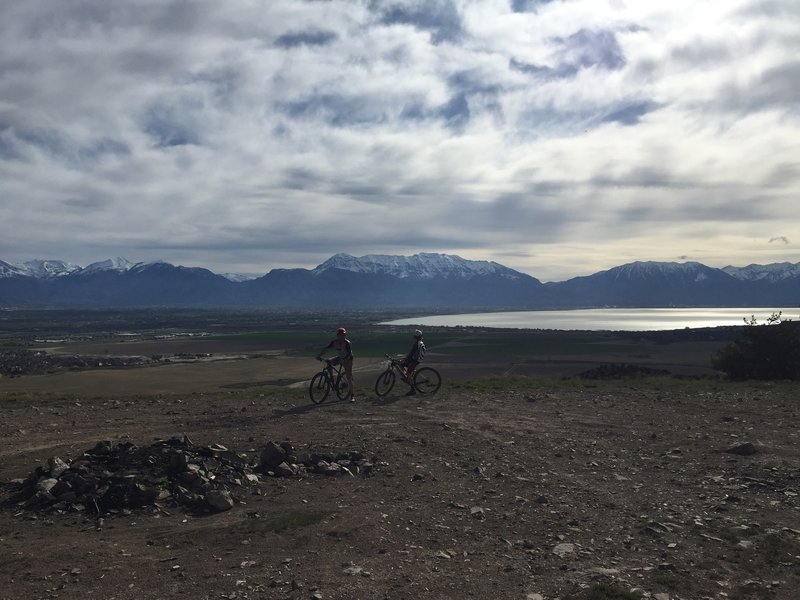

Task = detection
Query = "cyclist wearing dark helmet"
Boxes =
[316,327,355,402]
[401,329,426,395]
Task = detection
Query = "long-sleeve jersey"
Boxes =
[321,337,353,360]
[405,339,426,363]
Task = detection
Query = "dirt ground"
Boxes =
[1,353,799,600]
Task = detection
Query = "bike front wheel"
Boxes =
[375,369,396,397]
[309,371,330,404]
[414,367,441,395]
[334,372,350,401]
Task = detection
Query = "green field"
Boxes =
[1,308,736,400]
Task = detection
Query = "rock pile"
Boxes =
[258,440,376,479]
[7,437,381,516]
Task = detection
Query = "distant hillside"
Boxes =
[1,254,798,309]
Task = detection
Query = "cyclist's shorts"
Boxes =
[330,356,353,375]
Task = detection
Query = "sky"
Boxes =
[1,0,799,282]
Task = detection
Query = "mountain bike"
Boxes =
[309,358,351,404]
[375,354,441,397]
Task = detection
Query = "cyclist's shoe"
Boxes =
[350,395,356,403]
[405,388,416,396]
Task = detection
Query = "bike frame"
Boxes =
[309,357,350,404]
[375,354,441,397]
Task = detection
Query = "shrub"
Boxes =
[712,312,800,380]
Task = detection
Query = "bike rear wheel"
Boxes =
[414,367,441,395]
[375,369,396,397]
[309,371,330,404]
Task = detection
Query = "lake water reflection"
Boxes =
[381,307,800,332]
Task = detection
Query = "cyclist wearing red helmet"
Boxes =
[316,327,355,402]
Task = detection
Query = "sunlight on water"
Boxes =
[381,308,800,331]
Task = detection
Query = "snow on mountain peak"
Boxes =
[220,272,259,282]
[83,257,135,274]
[0,260,26,278]
[604,261,721,284]
[18,259,82,278]
[314,252,522,280]
[722,262,800,282]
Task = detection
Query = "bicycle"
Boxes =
[309,358,351,404]
[374,354,441,397]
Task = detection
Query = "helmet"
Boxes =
[414,329,423,338]
[337,327,347,335]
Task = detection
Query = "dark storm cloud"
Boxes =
[447,70,505,98]
[510,0,556,13]
[276,94,387,127]
[0,126,21,160]
[764,163,800,188]
[6,124,128,168]
[185,65,244,107]
[556,29,626,71]
[748,61,800,110]
[76,139,130,165]
[440,70,505,129]
[510,28,626,81]
[392,70,505,131]
[399,102,427,121]
[20,1,205,37]
[437,93,470,132]
[509,58,577,79]
[374,0,464,44]
[601,102,661,126]
[442,194,569,241]
[670,41,733,67]
[591,167,702,190]
[282,167,327,192]
[14,127,68,158]
[274,29,338,48]
[715,61,800,113]
[141,102,202,147]
[516,99,660,134]
[333,182,388,199]
[63,196,107,210]
[737,0,800,19]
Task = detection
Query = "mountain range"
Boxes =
[1,253,798,310]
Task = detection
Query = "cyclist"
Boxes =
[316,327,355,402]
[401,329,426,395]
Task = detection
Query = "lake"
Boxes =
[380,307,800,332]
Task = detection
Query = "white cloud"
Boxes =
[0,0,798,280]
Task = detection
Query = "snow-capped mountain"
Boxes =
[607,261,715,283]
[314,252,524,280]
[0,260,26,278]
[220,272,259,283]
[1,254,798,309]
[722,262,800,282]
[81,257,135,274]
[545,260,775,308]
[15,259,82,278]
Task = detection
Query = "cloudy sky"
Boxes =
[1,0,798,281]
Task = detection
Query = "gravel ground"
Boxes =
[1,379,799,600]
